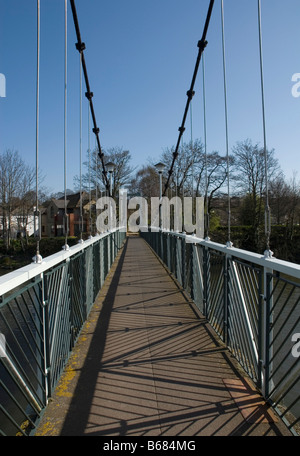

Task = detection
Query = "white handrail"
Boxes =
[0,228,126,298]
[151,228,300,279]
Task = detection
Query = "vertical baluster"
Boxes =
[42,273,51,400]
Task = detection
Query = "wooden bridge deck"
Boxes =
[35,236,291,437]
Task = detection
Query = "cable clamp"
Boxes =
[186,90,195,100]
[76,42,86,52]
[93,127,100,135]
[85,91,94,100]
[178,126,185,134]
[198,39,208,52]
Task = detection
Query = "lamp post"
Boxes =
[155,162,165,229]
[155,162,165,199]
[105,162,115,231]
[105,162,115,197]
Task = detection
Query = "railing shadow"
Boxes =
[56,237,290,437]
[58,237,129,436]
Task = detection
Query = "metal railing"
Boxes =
[141,229,300,436]
[0,228,126,436]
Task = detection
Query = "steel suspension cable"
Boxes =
[33,0,42,263]
[162,0,215,197]
[190,100,194,198]
[221,0,232,247]
[79,50,84,243]
[258,0,271,256]
[181,136,185,197]
[63,0,69,251]
[70,0,110,196]
[95,139,98,224]
[202,54,209,240]
[88,103,92,237]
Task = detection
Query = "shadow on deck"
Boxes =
[35,236,291,437]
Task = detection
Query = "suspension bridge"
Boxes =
[0,0,300,438]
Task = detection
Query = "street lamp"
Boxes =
[155,162,166,229]
[105,162,115,197]
[155,162,165,199]
[105,162,115,231]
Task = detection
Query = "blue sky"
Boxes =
[0,0,299,194]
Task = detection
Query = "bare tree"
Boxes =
[232,139,281,229]
[160,139,230,213]
[106,148,136,198]
[160,139,204,196]
[74,147,135,198]
[0,149,33,248]
[269,175,292,225]
[282,173,300,238]
[129,165,159,199]
[17,167,36,245]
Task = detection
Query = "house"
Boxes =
[41,192,95,238]
[0,214,36,239]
